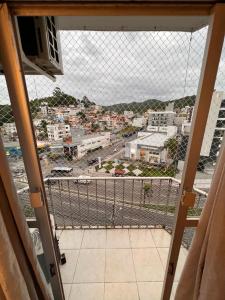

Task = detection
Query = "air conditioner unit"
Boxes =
[0,16,63,81]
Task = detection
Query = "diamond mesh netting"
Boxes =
[1,24,225,238]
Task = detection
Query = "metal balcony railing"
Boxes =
[17,177,207,240]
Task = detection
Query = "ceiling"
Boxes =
[56,15,209,32]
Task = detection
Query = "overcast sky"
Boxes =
[1,27,225,106]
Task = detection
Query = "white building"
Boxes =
[64,132,111,159]
[125,132,174,164]
[178,92,225,167]
[181,121,191,136]
[40,104,48,116]
[146,125,177,137]
[124,111,134,119]
[47,124,71,141]
[132,117,146,128]
[201,91,225,160]
[148,111,176,126]
[3,122,17,137]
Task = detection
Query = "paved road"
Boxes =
[49,178,181,207]
[46,187,175,228]
[19,179,203,247]
[70,134,136,170]
[17,135,135,179]
[44,178,194,227]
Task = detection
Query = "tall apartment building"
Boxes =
[178,91,225,167]
[148,111,176,126]
[201,91,225,162]
[47,124,71,141]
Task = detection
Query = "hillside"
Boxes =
[104,95,196,113]
[0,91,196,126]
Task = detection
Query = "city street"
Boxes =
[10,134,136,189]
[46,182,176,228]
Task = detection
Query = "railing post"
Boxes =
[161,4,225,300]
[0,4,64,299]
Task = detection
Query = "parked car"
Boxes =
[114,169,125,177]
[87,158,98,166]
[50,167,73,177]
[74,175,92,184]
[46,167,73,185]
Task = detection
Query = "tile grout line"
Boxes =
[129,229,141,300]
[69,229,85,299]
[65,280,168,284]
[103,229,107,300]
[149,229,157,248]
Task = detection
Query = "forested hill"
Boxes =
[0,89,196,126]
[104,95,196,113]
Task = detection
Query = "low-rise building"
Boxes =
[181,121,191,136]
[40,104,48,116]
[125,132,174,164]
[146,125,177,137]
[132,117,146,128]
[124,111,134,119]
[3,122,17,138]
[64,132,111,159]
[148,111,176,126]
[47,124,71,141]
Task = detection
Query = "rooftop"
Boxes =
[128,132,168,148]
[149,111,176,115]
[58,228,187,300]
[65,132,110,146]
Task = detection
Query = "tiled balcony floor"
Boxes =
[57,229,188,300]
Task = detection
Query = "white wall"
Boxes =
[201,91,224,156]
[77,132,110,159]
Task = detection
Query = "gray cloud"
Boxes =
[1,27,225,106]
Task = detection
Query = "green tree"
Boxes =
[165,138,178,160]
[50,87,78,107]
[81,96,95,108]
[143,183,153,204]
[91,123,100,132]
[0,105,14,126]
[38,120,48,139]
[76,111,87,121]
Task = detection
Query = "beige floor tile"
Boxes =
[151,229,171,247]
[106,229,130,248]
[81,230,106,248]
[138,282,163,300]
[59,230,84,249]
[105,249,136,282]
[74,249,105,282]
[63,284,71,300]
[157,248,186,281]
[105,283,139,300]
[132,248,164,281]
[129,229,155,248]
[60,250,79,283]
[56,230,63,239]
[69,283,104,300]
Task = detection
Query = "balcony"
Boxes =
[17,177,206,299]
[1,2,225,299]
[58,228,187,300]
[18,177,206,243]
